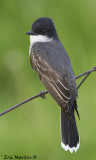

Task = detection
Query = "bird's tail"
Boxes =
[61,109,80,153]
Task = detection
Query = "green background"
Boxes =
[0,0,96,160]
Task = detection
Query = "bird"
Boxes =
[26,17,80,153]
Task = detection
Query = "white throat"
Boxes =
[30,35,52,47]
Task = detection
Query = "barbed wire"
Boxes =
[0,66,96,117]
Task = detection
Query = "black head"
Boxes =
[26,17,58,39]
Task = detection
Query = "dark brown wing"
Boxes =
[30,52,72,119]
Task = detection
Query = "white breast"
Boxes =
[29,35,52,56]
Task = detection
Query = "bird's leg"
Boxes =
[76,66,96,89]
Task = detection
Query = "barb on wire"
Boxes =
[76,66,96,89]
[0,66,96,117]
[0,91,48,117]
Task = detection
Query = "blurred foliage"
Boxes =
[0,0,96,160]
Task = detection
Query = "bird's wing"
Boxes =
[30,52,72,119]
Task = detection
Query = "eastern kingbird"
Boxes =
[26,17,80,153]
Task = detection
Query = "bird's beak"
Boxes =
[26,30,36,35]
